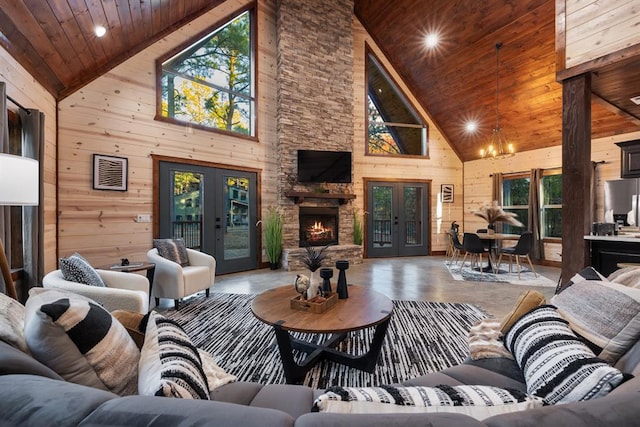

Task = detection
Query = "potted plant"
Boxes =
[472,200,523,233]
[353,209,363,245]
[263,207,284,269]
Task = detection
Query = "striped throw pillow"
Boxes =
[313,384,543,420]
[504,305,624,404]
[138,311,209,399]
[24,288,139,395]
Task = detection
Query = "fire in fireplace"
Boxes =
[299,207,339,247]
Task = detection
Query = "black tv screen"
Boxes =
[297,150,352,183]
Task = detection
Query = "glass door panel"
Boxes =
[372,185,393,249]
[222,174,251,260]
[171,171,203,250]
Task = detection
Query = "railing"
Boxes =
[172,220,202,250]
[405,220,418,245]
[373,219,392,245]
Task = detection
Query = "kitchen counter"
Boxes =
[585,234,640,276]
[584,233,640,243]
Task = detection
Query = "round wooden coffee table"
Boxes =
[252,284,393,384]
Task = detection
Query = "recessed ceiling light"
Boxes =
[95,25,106,38]
[425,33,439,48]
[631,95,640,106]
[465,121,478,133]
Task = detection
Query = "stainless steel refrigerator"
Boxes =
[604,179,640,226]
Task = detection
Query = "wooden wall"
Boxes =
[56,0,278,267]
[353,18,464,252]
[54,0,463,269]
[0,45,57,274]
[563,0,640,68]
[464,129,640,263]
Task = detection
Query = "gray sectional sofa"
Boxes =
[3,269,640,426]
[2,336,640,426]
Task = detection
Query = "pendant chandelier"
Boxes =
[480,42,515,159]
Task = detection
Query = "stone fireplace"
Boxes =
[276,0,362,270]
[299,207,339,247]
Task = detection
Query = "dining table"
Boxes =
[475,232,520,273]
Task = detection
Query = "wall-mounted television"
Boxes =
[297,150,352,183]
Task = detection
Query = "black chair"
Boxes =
[449,230,465,265]
[498,231,537,279]
[460,233,489,274]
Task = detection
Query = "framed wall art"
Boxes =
[93,154,128,191]
[441,184,454,203]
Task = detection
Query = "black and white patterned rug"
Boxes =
[163,292,486,389]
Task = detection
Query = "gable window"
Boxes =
[158,9,255,136]
[502,175,529,234]
[366,51,427,156]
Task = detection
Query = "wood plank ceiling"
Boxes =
[0,0,638,161]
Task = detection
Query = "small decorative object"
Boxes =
[319,268,333,296]
[93,154,128,191]
[294,274,310,300]
[472,200,523,232]
[335,260,349,299]
[290,292,338,313]
[120,258,130,266]
[301,244,331,299]
[441,184,454,203]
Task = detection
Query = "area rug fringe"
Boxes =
[162,292,486,389]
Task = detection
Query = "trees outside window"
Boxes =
[159,9,254,136]
[367,51,427,156]
[502,176,529,234]
[541,173,562,238]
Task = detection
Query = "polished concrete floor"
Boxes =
[209,255,561,319]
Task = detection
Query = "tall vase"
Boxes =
[307,269,318,300]
[487,223,495,235]
[336,260,349,299]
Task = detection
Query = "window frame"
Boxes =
[540,168,562,240]
[365,46,428,158]
[501,172,530,234]
[154,4,257,141]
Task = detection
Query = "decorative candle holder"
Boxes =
[335,260,349,299]
[319,267,333,295]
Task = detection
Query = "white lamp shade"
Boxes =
[0,153,39,206]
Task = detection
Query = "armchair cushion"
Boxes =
[154,238,190,266]
[24,288,140,396]
[59,253,106,287]
[0,292,30,354]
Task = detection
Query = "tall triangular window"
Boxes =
[158,9,254,136]
[367,52,427,156]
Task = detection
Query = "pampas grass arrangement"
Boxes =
[472,200,524,227]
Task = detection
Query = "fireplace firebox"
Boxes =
[299,207,339,247]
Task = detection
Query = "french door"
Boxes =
[157,161,258,274]
[366,180,429,257]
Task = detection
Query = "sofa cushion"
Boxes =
[504,305,624,404]
[23,288,139,395]
[0,292,30,354]
[153,238,190,266]
[112,309,146,350]
[138,311,210,399]
[313,384,543,420]
[499,290,546,335]
[607,266,640,288]
[59,252,106,287]
[0,340,62,379]
[550,279,640,364]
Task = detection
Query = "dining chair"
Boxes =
[449,229,465,265]
[497,231,537,279]
[460,233,489,274]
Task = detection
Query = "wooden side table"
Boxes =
[97,261,156,303]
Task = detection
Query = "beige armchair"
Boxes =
[146,248,216,310]
[42,269,149,314]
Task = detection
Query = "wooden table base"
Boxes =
[273,317,391,384]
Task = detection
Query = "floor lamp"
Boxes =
[0,153,39,300]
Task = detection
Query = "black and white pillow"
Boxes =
[138,311,209,399]
[313,384,543,420]
[24,288,139,395]
[59,253,106,287]
[504,305,624,404]
[153,238,190,267]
